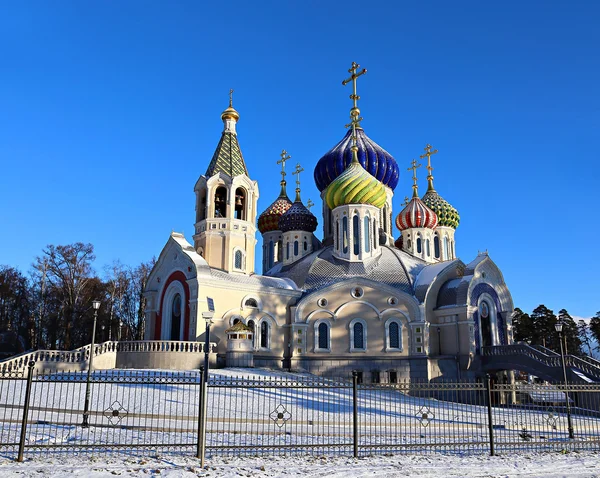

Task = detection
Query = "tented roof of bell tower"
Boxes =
[205,131,248,178]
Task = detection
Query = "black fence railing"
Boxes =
[1,364,600,462]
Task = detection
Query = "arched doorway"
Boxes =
[479,300,493,347]
[170,294,182,341]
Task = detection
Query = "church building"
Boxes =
[143,63,514,382]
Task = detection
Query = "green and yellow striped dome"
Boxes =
[325,158,387,210]
[421,189,460,229]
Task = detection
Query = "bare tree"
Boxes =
[33,243,95,350]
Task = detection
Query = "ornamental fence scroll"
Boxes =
[1,367,600,462]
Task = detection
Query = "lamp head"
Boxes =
[92,300,101,311]
[554,323,563,333]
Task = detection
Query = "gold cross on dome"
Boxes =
[293,164,304,187]
[277,149,291,179]
[408,159,422,197]
[420,144,439,183]
[229,89,234,107]
[342,61,367,133]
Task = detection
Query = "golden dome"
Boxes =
[221,106,240,122]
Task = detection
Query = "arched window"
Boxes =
[318,322,329,350]
[304,240,308,251]
[214,186,227,218]
[277,239,283,261]
[268,240,274,267]
[407,238,412,249]
[353,322,365,350]
[234,250,243,269]
[383,206,388,233]
[335,221,340,251]
[364,216,370,252]
[353,215,360,255]
[294,241,299,256]
[286,242,290,260]
[260,321,269,348]
[390,322,400,349]
[434,235,440,258]
[198,189,207,221]
[416,237,422,254]
[426,239,431,257]
[343,216,348,254]
[443,236,449,258]
[247,319,256,348]
[170,294,182,340]
[234,187,246,220]
[373,221,377,249]
[244,298,258,308]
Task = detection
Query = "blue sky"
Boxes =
[1,1,599,319]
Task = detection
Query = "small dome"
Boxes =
[314,128,399,193]
[221,106,240,122]
[421,189,460,229]
[396,196,438,230]
[325,158,387,210]
[278,200,318,233]
[258,194,293,234]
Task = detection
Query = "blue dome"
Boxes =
[314,128,399,193]
[278,200,318,233]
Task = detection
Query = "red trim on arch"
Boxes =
[155,271,191,341]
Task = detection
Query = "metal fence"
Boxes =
[1,363,600,462]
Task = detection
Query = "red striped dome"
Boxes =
[395,197,438,231]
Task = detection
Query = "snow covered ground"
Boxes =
[1,451,600,477]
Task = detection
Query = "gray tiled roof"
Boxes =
[268,246,427,295]
[436,276,472,308]
[210,269,298,290]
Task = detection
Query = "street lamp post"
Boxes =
[555,323,575,439]
[82,300,101,428]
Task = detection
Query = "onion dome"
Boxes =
[258,190,293,234]
[395,196,438,230]
[421,189,460,229]
[278,200,317,233]
[325,154,387,209]
[314,128,399,193]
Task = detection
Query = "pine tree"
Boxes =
[530,305,558,350]
[512,307,534,344]
[590,312,600,354]
[557,309,582,356]
[578,320,595,358]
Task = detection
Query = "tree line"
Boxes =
[0,242,154,354]
[512,305,600,358]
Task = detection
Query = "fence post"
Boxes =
[485,374,495,456]
[352,371,358,458]
[196,366,205,460]
[17,361,35,462]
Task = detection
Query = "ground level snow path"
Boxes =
[1,452,599,477]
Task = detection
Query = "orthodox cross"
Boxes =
[403,196,410,206]
[306,199,314,210]
[342,62,367,140]
[419,144,439,187]
[277,149,290,181]
[293,164,304,201]
[229,88,234,107]
[407,159,422,197]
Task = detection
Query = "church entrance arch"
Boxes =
[477,294,499,349]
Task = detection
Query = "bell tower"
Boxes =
[192,91,259,274]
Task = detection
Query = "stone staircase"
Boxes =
[482,344,600,383]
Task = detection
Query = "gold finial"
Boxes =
[229,88,234,107]
[293,163,304,202]
[342,62,367,163]
[307,199,314,210]
[407,159,422,198]
[419,144,439,191]
[403,196,410,206]
[277,149,291,196]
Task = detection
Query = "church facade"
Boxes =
[143,64,513,383]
